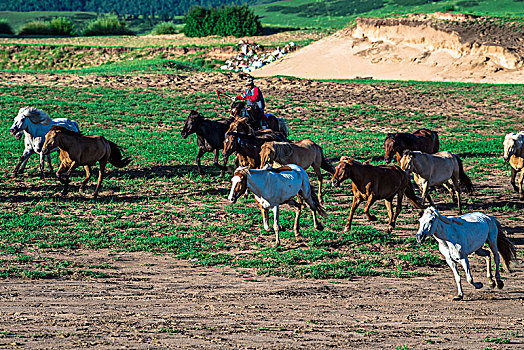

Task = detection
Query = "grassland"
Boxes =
[0,55,522,281]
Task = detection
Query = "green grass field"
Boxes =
[0,55,522,279]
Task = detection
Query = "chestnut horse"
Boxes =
[41,126,131,197]
[331,157,423,233]
[384,128,439,163]
[223,130,288,169]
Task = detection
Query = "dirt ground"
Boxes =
[0,247,523,349]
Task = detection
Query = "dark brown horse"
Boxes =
[384,128,439,163]
[181,110,232,177]
[41,126,131,197]
[331,157,423,233]
[230,101,289,137]
[222,130,288,169]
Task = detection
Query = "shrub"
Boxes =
[82,15,133,36]
[184,4,262,38]
[151,21,178,35]
[0,19,14,35]
[18,18,75,36]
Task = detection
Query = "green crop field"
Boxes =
[0,54,522,280]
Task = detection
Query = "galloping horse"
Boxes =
[181,110,232,177]
[41,126,131,197]
[400,150,474,214]
[331,157,422,233]
[260,139,335,204]
[417,207,516,300]
[384,128,439,163]
[222,130,288,169]
[230,101,289,137]
[503,132,524,200]
[9,106,80,177]
[228,164,327,247]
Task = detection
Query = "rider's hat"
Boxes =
[246,77,254,85]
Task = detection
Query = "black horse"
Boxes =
[181,110,232,177]
[230,101,289,137]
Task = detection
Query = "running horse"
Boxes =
[230,100,289,137]
[41,126,131,197]
[503,132,524,200]
[384,128,439,163]
[417,207,516,300]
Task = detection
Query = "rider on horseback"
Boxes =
[237,77,267,129]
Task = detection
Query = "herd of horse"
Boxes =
[8,103,522,300]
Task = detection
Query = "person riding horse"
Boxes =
[236,77,267,129]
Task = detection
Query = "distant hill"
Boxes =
[0,0,281,17]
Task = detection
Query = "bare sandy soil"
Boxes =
[1,247,523,349]
[254,14,524,84]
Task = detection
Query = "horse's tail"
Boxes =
[320,150,336,175]
[403,174,424,209]
[495,220,517,272]
[432,131,440,153]
[277,117,289,138]
[107,140,132,168]
[455,155,474,194]
[303,181,328,217]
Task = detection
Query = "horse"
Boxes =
[41,126,131,197]
[260,139,336,204]
[416,207,516,301]
[222,130,288,169]
[9,106,80,177]
[230,100,289,137]
[400,150,474,214]
[331,156,422,233]
[503,132,524,199]
[228,164,327,248]
[181,110,232,177]
[384,128,439,163]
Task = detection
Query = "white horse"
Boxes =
[503,132,524,200]
[9,107,80,177]
[400,150,473,214]
[417,207,516,301]
[228,164,327,247]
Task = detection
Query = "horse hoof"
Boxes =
[496,279,504,289]
[368,215,378,222]
[315,223,324,231]
[386,226,394,234]
[343,226,350,233]
[473,282,483,289]
[273,241,281,249]
[489,280,496,289]
[453,295,463,301]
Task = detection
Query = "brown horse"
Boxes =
[331,157,423,233]
[41,126,131,197]
[260,139,335,204]
[230,101,289,137]
[223,131,287,169]
[384,128,439,163]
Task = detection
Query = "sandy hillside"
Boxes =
[253,13,524,84]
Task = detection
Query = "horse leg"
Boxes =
[459,257,483,291]
[213,148,225,177]
[518,169,524,200]
[475,248,495,288]
[93,161,106,198]
[39,152,46,178]
[272,206,280,248]
[344,195,363,233]
[420,180,431,207]
[442,181,456,203]
[451,176,462,215]
[79,166,92,194]
[46,153,54,173]
[384,199,394,233]
[510,167,518,192]
[196,148,205,176]
[487,240,504,289]
[255,199,271,232]
[312,164,324,205]
[445,256,464,300]
[364,194,377,222]
[12,151,32,177]
[292,197,303,240]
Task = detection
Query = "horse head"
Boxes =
[399,149,414,172]
[503,132,524,162]
[11,107,52,140]
[228,167,249,203]
[331,156,354,187]
[384,133,399,163]
[230,101,246,118]
[41,125,63,155]
[223,131,240,161]
[416,207,439,243]
[181,110,202,139]
[259,142,275,167]
[228,117,255,135]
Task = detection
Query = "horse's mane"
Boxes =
[19,106,52,125]
[402,149,413,157]
[50,125,83,137]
